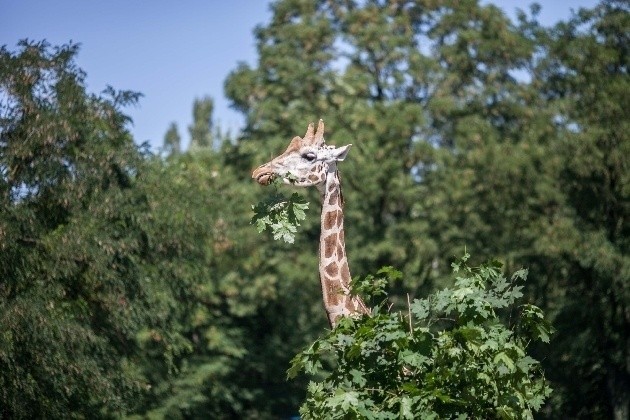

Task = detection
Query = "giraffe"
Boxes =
[252,120,369,327]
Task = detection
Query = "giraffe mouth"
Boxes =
[256,173,275,185]
[252,166,276,185]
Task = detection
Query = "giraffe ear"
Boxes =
[333,144,352,161]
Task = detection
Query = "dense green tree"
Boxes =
[162,121,181,156]
[134,150,315,418]
[225,0,336,144]
[225,0,628,417]
[0,40,159,417]
[225,0,539,287]
[532,2,629,417]
[415,2,629,417]
[0,40,311,419]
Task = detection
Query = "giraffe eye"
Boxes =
[303,152,317,161]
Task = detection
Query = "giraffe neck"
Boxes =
[318,168,369,327]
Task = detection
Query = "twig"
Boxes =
[407,293,413,334]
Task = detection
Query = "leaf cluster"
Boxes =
[289,255,553,419]
[251,181,309,244]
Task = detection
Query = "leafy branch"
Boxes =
[251,178,309,244]
[289,255,554,419]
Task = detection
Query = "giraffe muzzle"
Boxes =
[252,165,275,185]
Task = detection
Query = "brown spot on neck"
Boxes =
[323,209,341,230]
[328,189,340,206]
[323,233,338,258]
[322,276,342,306]
[340,261,350,281]
[325,172,344,207]
[325,262,339,277]
[323,210,336,230]
[336,243,344,259]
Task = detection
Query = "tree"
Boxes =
[531,2,629,417]
[224,0,628,417]
[163,121,181,156]
[0,40,158,417]
[225,0,336,138]
[137,96,327,416]
[0,40,308,419]
[225,0,539,287]
[188,96,214,149]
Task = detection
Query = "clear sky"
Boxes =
[1,0,598,150]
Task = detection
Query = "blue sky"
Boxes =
[2,1,598,150]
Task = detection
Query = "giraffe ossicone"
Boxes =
[252,120,369,327]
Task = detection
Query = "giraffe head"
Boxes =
[252,120,351,188]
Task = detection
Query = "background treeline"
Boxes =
[0,0,627,418]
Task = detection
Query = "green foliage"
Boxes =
[162,121,181,156]
[1,40,299,420]
[351,266,402,308]
[3,0,627,417]
[188,96,214,149]
[289,256,552,419]
[251,180,310,244]
[530,3,630,416]
[226,0,628,416]
[0,40,151,417]
[134,114,329,416]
